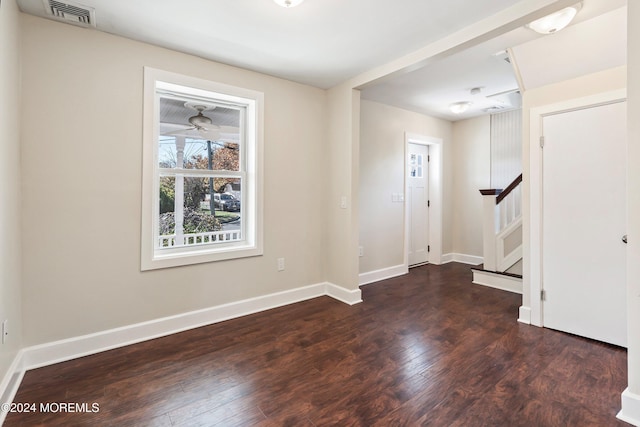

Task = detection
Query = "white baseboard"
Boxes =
[472,270,523,294]
[618,388,640,426]
[442,253,483,265]
[359,264,407,286]
[15,282,360,373]
[325,282,363,305]
[0,351,26,426]
[518,306,531,324]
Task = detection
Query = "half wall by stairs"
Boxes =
[475,174,523,294]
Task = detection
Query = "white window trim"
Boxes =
[141,67,264,270]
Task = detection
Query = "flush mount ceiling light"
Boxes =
[527,3,582,34]
[273,0,304,7]
[450,102,471,114]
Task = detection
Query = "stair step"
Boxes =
[471,268,522,294]
[471,267,522,279]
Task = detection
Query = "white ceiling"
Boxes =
[17,0,525,89]
[361,33,525,121]
[16,0,627,122]
[361,0,627,121]
[511,5,627,91]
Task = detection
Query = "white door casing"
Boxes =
[541,100,627,347]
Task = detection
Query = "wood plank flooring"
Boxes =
[4,263,628,426]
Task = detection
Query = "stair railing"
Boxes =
[480,174,523,272]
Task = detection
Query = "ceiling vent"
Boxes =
[42,0,96,28]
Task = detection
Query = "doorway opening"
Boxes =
[404,133,443,269]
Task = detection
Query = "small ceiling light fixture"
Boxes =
[527,3,582,35]
[273,0,304,7]
[450,102,471,114]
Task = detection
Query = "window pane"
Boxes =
[182,139,211,170]
[159,138,240,172]
[159,136,178,168]
[159,176,176,216]
[158,175,176,248]
[209,141,240,172]
[158,96,241,171]
[183,176,210,214]
[157,176,242,248]
[211,178,242,244]
[182,140,240,171]
[158,138,209,170]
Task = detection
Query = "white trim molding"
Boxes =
[518,306,532,324]
[618,388,640,426]
[325,283,363,305]
[0,352,26,426]
[1,282,361,395]
[496,216,523,272]
[359,264,408,286]
[442,253,483,266]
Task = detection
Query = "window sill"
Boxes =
[141,243,263,271]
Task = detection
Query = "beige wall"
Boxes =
[325,84,360,289]
[358,100,453,274]
[451,116,490,258]
[20,14,328,345]
[626,0,640,401]
[0,0,23,384]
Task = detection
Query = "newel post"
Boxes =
[480,189,501,272]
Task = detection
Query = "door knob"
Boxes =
[622,235,628,244]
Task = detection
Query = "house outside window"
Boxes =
[141,68,263,270]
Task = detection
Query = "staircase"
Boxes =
[473,174,523,294]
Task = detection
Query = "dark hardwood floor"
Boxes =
[5,263,628,426]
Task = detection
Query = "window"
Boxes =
[141,68,263,270]
[409,153,423,178]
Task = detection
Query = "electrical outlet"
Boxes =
[359,246,364,257]
[2,319,7,344]
[277,258,285,271]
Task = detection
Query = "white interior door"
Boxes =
[542,100,627,347]
[408,143,429,266]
